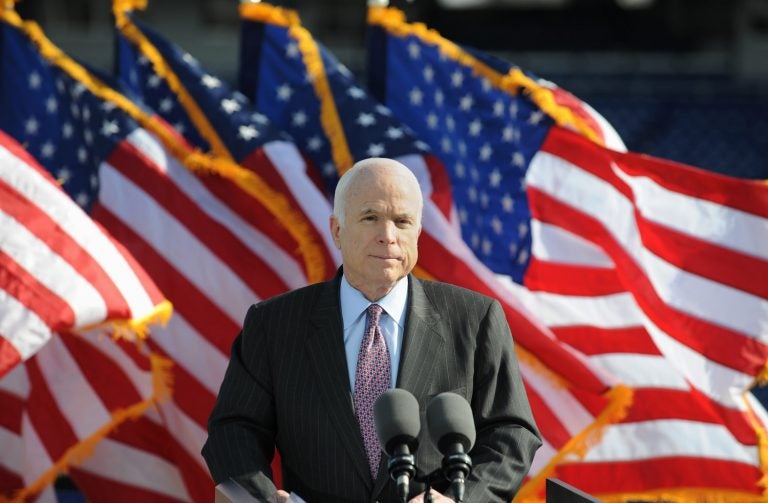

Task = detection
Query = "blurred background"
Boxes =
[14,0,768,178]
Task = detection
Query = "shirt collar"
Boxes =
[340,274,409,329]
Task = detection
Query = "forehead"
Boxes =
[345,170,421,214]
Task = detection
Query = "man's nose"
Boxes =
[378,220,397,243]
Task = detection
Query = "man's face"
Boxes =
[330,167,422,301]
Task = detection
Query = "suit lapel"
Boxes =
[307,274,373,491]
[373,275,446,500]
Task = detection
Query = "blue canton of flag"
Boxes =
[116,14,291,162]
[367,26,553,283]
[240,15,432,196]
[0,23,139,212]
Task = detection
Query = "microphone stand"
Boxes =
[414,469,440,503]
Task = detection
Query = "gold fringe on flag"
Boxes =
[239,3,355,173]
[0,352,175,503]
[367,6,604,146]
[0,6,327,284]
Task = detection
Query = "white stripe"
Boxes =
[0,143,155,318]
[528,439,556,476]
[614,163,768,261]
[0,209,106,326]
[78,329,153,399]
[397,153,435,199]
[0,360,30,398]
[99,162,258,324]
[588,354,689,390]
[20,413,54,485]
[520,360,594,437]
[154,400,210,473]
[528,152,767,341]
[264,141,341,266]
[151,313,228,395]
[34,336,111,438]
[126,130,308,290]
[531,220,614,267]
[79,438,191,501]
[0,426,23,474]
[580,420,757,464]
[0,291,51,361]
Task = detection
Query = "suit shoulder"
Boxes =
[417,278,496,310]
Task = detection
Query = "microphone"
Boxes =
[426,392,476,503]
[374,389,421,503]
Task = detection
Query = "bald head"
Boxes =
[333,158,423,227]
[330,157,424,300]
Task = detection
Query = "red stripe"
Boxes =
[0,249,72,331]
[0,177,132,319]
[623,388,757,445]
[0,464,23,498]
[555,457,764,495]
[0,389,23,431]
[59,332,144,411]
[421,154,455,221]
[100,225,167,306]
[107,140,291,301]
[418,231,608,394]
[69,468,187,503]
[0,130,54,180]
[529,187,768,374]
[543,126,768,218]
[522,379,571,449]
[93,206,238,355]
[0,337,22,378]
[552,325,659,356]
[24,357,79,460]
[638,216,768,301]
[524,257,624,296]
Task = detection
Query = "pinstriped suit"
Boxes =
[203,270,541,502]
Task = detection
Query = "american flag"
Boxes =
[0,7,324,500]
[368,6,768,500]
[239,3,632,498]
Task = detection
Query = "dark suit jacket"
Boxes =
[203,271,541,502]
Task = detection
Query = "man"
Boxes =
[203,158,541,502]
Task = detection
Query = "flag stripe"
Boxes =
[524,258,624,296]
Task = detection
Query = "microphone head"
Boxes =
[426,392,476,454]
[374,389,421,454]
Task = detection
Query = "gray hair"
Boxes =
[332,158,423,227]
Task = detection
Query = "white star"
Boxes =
[357,113,376,127]
[90,174,99,189]
[252,113,268,124]
[501,194,514,212]
[323,162,337,176]
[307,136,323,151]
[528,110,545,125]
[182,53,198,66]
[101,120,120,136]
[441,137,452,153]
[408,41,421,59]
[336,64,352,77]
[25,117,39,135]
[56,79,65,93]
[426,113,438,129]
[471,233,480,249]
[159,98,174,112]
[480,192,489,208]
[409,87,423,106]
[376,104,392,116]
[292,110,308,127]
[28,72,42,89]
[458,208,468,224]
[147,74,162,88]
[434,89,444,107]
[493,100,505,117]
[517,248,529,265]
[221,98,241,114]
[57,167,71,183]
[481,78,492,93]
[62,122,73,138]
[414,140,430,152]
[468,119,482,137]
[458,141,467,157]
[137,54,150,66]
[347,87,366,99]
[467,186,477,202]
[276,83,293,101]
[385,127,404,139]
[470,168,480,182]
[238,125,259,140]
[502,126,518,143]
[82,107,91,122]
[70,103,80,119]
[285,42,300,59]
[72,83,86,98]
[481,238,492,255]
[445,115,455,132]
[509,242,518,255]
[76,192,89,207]
[84,129,94,146]
[174,122,186,134]
[423,66,434,83]
[40,141,55,158]
[201,74,221,89]
[518,222,529,238]
[479,143,493,161]
[455,162,465,178]
[451,70,463,88]
[101,101,117,112]
[512,152,525,167]
[459,94,474,111]
[367,143,385,157]
[46,97,58,113]
[489,169,502,187]
[77,147,88,164]
[490,217,503,235]
[509,102,518,118]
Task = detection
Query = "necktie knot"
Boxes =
[367,303,383,324]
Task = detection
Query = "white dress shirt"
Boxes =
[340,274,408,390]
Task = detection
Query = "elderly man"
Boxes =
[203,158,541,502]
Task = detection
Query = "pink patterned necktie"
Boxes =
[353,303,391,479]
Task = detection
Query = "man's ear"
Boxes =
[329,215,342,250]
